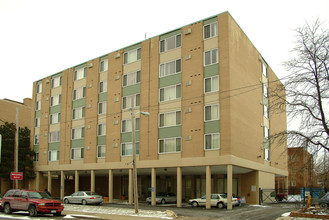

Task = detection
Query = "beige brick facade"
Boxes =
[29,12,288,207]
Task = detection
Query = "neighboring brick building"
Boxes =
[288,147,322,193]
[0,98,32,194]
[30,11,288,208]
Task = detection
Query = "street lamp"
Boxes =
[131,98,149,214]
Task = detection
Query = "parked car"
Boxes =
[222,193,246,206]
[146,192,177,204]
[1,189,64,217]
[0,195,3,210]
[63,191,103,205]
[189,193,238,208]
[318,192,329,209]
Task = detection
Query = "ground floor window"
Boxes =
[159,137,181,153]
[97,145,106,158]
[48,150,59,161]
[205,133,220,150]
[121,142,139,156]
[71,147,84,160]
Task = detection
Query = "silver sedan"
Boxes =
[63,191,103,205]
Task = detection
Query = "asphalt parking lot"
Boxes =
[0,202,300,219]
[104,202,299,220]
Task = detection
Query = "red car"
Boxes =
[1,189,64,217]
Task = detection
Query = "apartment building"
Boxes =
[287,147,321,193]
[30,11,288,208]
[0,98,32,193]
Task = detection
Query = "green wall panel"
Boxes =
[159,73,182,88]
[204,64,219,78]
[48,143,60,151]
[72,99,86,108]
[121,131,140,143]
[160,29,181,40]
[71,139,84,148]
[50,105,61,114]
[203,16,217,25]
[99,93,107,102]
[122,84,141,96]
[97,136,106,145]
[204,120,220,134]
[159,126,181,139]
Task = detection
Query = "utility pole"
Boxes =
[131,97,138,213]
[14,107,19,189]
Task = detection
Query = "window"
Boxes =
[160,34,181,53]
[121,118,140,133]
[50,113,60,124]
[48,150,59,161]
[72,107,85,120]
[123,48,141,64]
[74,67,87,81]
[99,80,107,93]
[33,152,39,162]
[159,59,181,77]
[262,62,268,77]
[97,123,106,136]
[35,117,40,127]
[205,133,220,150]
[71,147,84,160]
[51,76,62,88]
[159,84,181,102]
[97,145,106,158]
[121,142,139,156]
[204,22,217,39]
[99,58,108,72]
[71,127,85,140]
[36,82,42,93]
[50,94,61,106]
[204,75,219,93]
[264,148,270,161]
[264,105,269,118]
[49,131,60,143]
[98,101,107,114]
[123,71,141,87]
[204,104,219,121]
[34,135,39,145]
[159,137,181,153]
[159,111,181,127]
[204,48,218,66]
[73,87,86,100]
[122,94,140,110]
[264,126,269,139]
[263,83,268,97]
[35,100,41,111]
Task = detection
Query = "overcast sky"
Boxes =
[0,0,328,102]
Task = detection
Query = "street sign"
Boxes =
[10,172,23,180]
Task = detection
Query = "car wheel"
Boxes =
[192,201,199,207]
[28,205,38,217]
[161,199,166,204]
[320,203,328,209]
[217,202,224,209]
[275,196,283,202]
[64,198,69,204]
[54,212,62,216]
[82,199,87,205]
[4,203,12,214]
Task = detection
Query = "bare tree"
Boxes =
[270,19,329,156]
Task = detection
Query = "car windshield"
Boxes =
[28,192,51,199]
[86,192,99,196]
[221,194,227,198]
